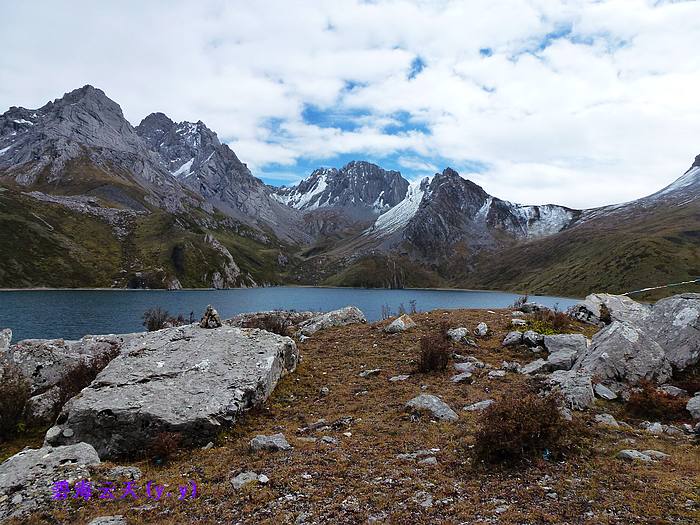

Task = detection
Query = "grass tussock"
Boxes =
[149,431,182,465]
[417,325,450,373]
[528,308,574,335]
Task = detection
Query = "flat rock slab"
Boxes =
[45,325,298,459]
[0,443,100,522]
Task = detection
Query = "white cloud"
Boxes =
[1,0,699,208]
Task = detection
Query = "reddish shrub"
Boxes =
[473,384,581,465]
[626,380,688,422]
[149,432,182,465]
[417,326,450,373]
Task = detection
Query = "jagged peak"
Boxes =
[138,112,175,130]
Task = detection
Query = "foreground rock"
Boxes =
[687,394,700,420]
[384,314,416,333]
[23,386,63,426]
[249,433,292,452]
[298,306,366,336]
[5,334,130,395]
[405,394,458,422]
[0,443,100,521]
[45,324,298,459]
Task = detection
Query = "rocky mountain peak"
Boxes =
[272,160,409,220]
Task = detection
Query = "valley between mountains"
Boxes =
[1,85,698,299]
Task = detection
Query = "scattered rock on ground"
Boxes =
[658,385,687,397]
[463,400,494,411]
[446,327,477,346]
[686,394,700,420]
[642,450,670,460]
[389,374,410,382]
[405,394,458,422]
[502,331,523,346]
[45,324,298,459]
[520,359,548,375]
[616,449,653,462]
[298,306,366,336]
[594,413,620,428]
[522,330,544,347]
[474,322,488,336]
[359,368,381,378]
[0,443,100,521]
[451,372,473,383]
[105,466,142,480]
[511,319,527,327]
[384,314,417,333]
[594,383,618,400]
[87,517,127,525]
[250,433,292,452]
[231,471,268,490]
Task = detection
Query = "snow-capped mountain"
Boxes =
[361,168,578,258]
[273,161,409,222]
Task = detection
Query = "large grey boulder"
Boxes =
[546,370,594,410]
[574,321,671,384]
[544,335,586,372]
[0,328,11,352]
[23,385,62,426]
[6,334,129,395]
[687,394,700,420]
[0,443,100,521]
[644,293,700,370]
[298,306,366,336]
[44,324,298,459]
[384,314,417,333]
[571,293,651,325]
[405,394,458,422]
[502,331,523,346]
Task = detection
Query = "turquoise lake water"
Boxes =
[0,287,579,341]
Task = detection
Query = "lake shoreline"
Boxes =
[0,284,583,301]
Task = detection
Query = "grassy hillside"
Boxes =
[461,204,700,300]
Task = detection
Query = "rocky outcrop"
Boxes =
[5,334,128,395]
[23,386,62,427]
[45,324,298,459]
[0,443,100,522]
[298,306,367,336]
[570,293,651,325]
[228,310,319,331]
[571,293,700,385]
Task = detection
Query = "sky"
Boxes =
[1,0,700,209]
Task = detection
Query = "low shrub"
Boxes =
[142,307,189,332]
[599,304,612,325]
[529,308,573,334]
[149,431,182,465]
[0,361,31,441]
[626,380,688,422]
[240,315,292,337]
[472,384,580,465]
[417,326,450,373]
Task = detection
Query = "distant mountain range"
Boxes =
[0,85,697,298]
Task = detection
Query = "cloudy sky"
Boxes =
[1,0,699,208]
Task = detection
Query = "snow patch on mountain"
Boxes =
[509,204,575,238]
[367,177,430,236]
[172,158,194,178]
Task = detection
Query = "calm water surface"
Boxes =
[0,287,578,342]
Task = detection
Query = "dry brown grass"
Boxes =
[625,380,690,422]
[14,308,700,525]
